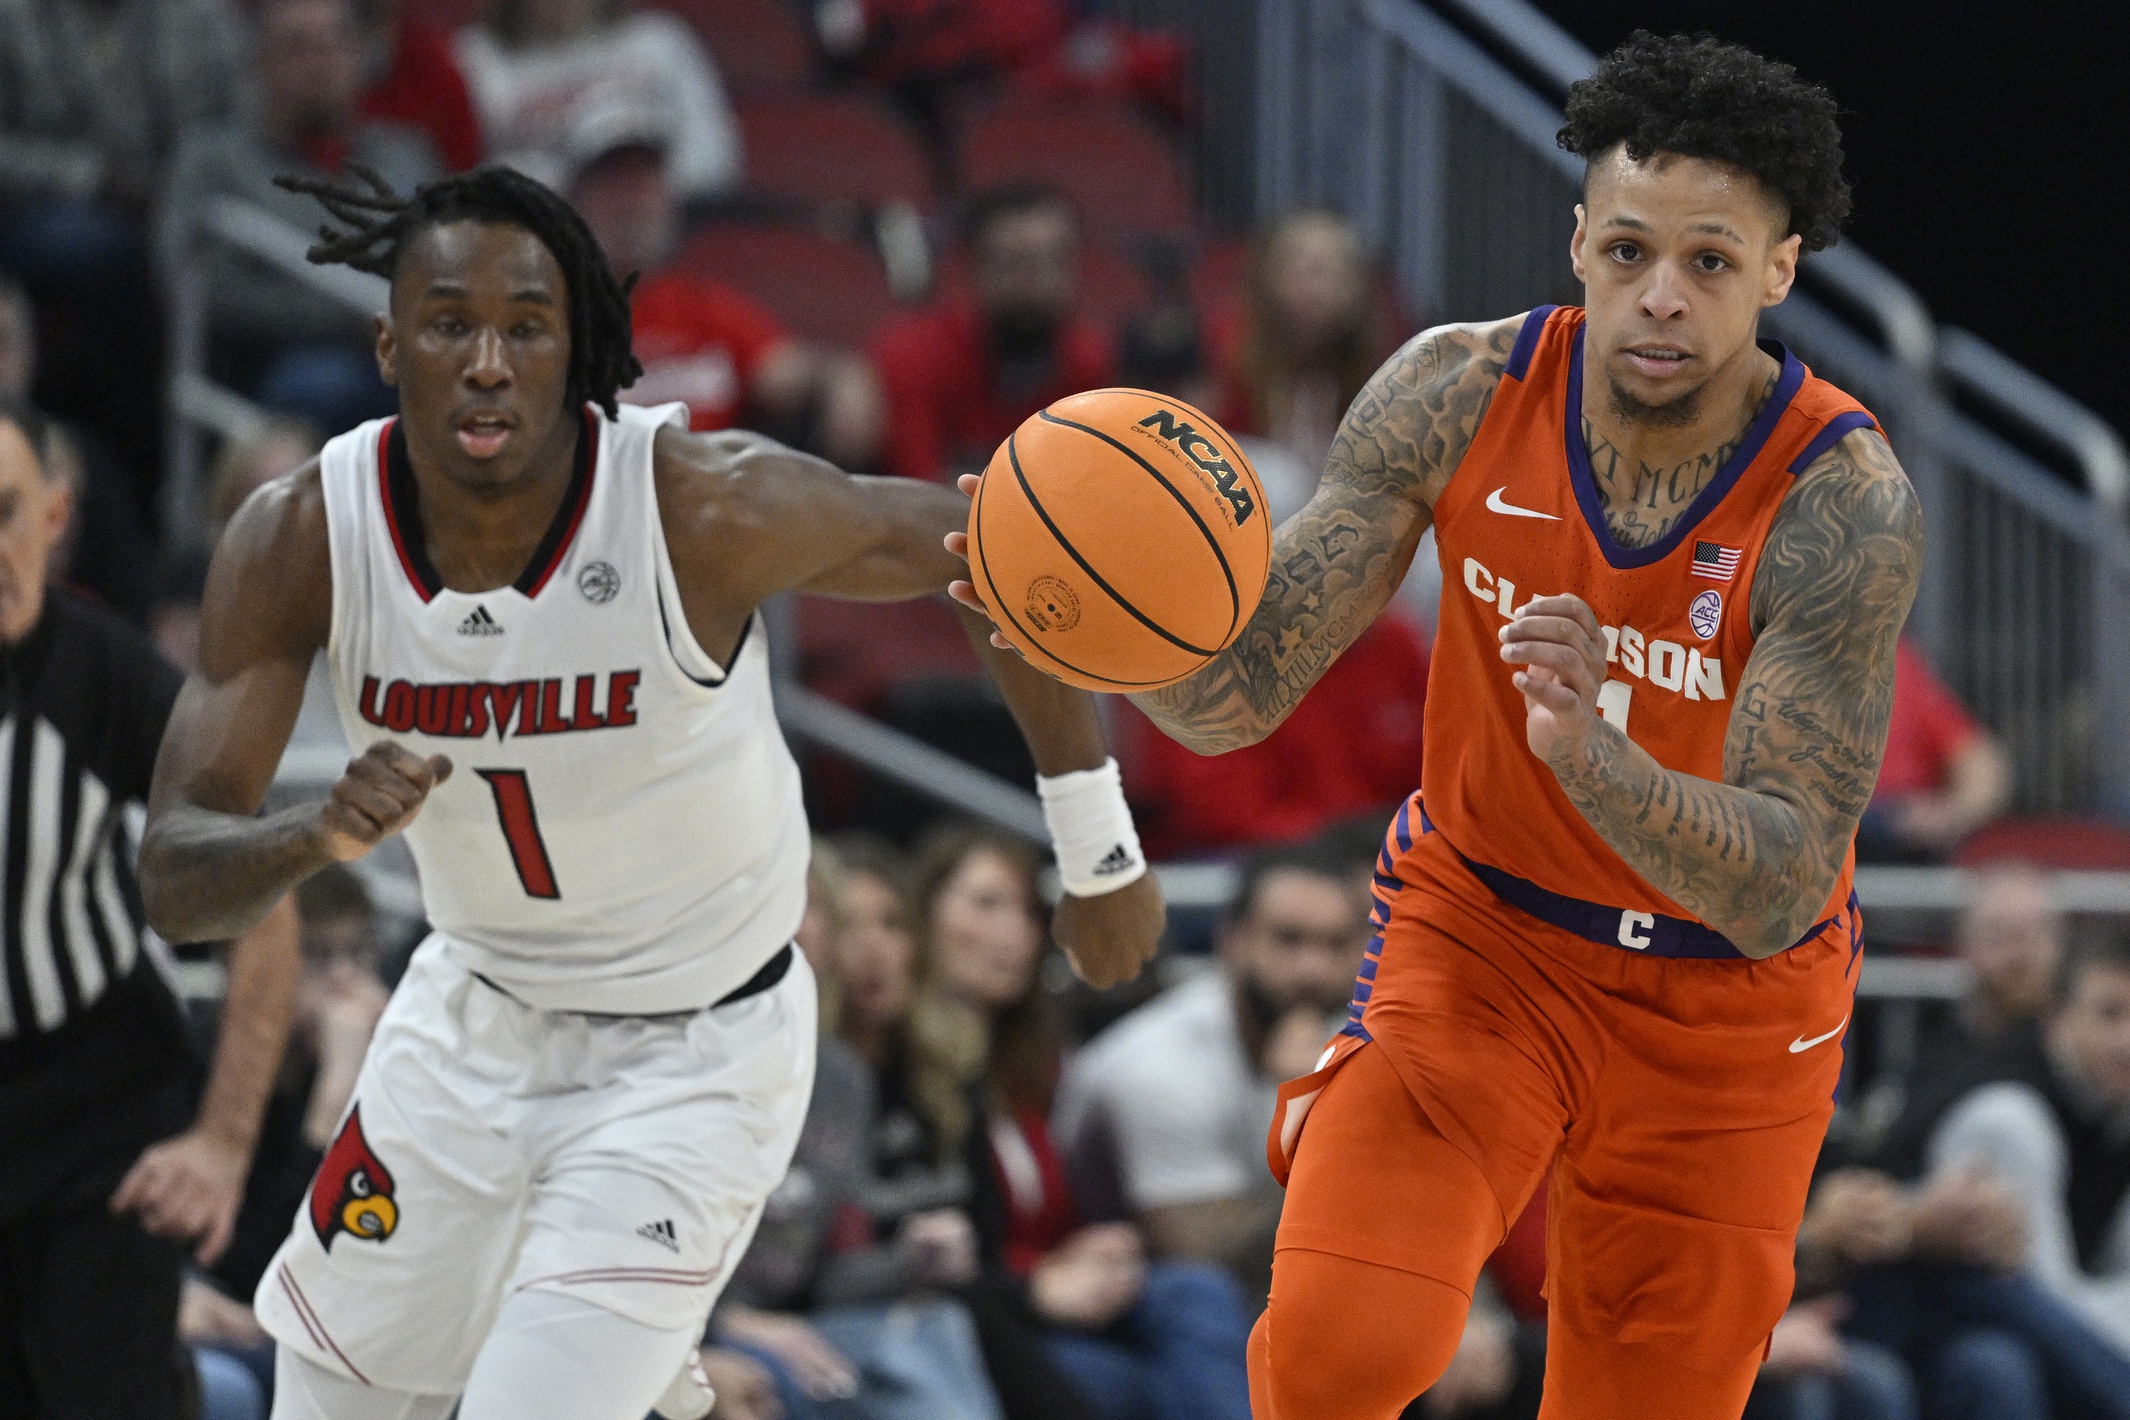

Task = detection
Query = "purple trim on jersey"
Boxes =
[1785,410,1881,476]
[1563,330,1806,571]
[1504,306,1558,382]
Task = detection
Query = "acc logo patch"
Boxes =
[1025,575,1081,632]
[579,561,621,604]
[310,1105,399,1251]
[1688,589,1723,641]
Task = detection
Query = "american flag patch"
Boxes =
[1691,541,1742,581]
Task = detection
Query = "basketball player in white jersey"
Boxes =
[138,166,1163,1420]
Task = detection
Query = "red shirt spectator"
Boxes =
[625,271,789,432]
[358,10,482,173]
[1123,608,1431,858]
[1874,637,1985,800]
[871,295,1112,482]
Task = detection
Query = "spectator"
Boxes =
[0,393,299,1419]
[161,0,443,438]
[1923,931,2130,1357]
[1862,863,2065,1170]
[1857,638,2012,864]
[0,0,245,476]
[1053,836,1367,1284]
[1745,1298,1916,1420]
[1120,610,1429,859]
[354,0,484,173]
[871,186,1113,483]
[566,111,883,469]
[455,0,741,203]
[719,836,1005,1420]
[0,273,155,621]
[1212,209,1394,486]
[911,826,1256,1420]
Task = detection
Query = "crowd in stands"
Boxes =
[4,1,2121,1418]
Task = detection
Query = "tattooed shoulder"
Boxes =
[1327,315,1525,510]
[1729,427,1924,828]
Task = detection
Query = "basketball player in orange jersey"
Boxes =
[954,30,1923,1420]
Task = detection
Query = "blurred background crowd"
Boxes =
[5,0,2130,1417]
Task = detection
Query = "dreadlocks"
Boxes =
[274,164,642,417]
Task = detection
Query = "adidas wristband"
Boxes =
[1037,758,1148,898]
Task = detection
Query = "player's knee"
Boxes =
[1260,1249,1467,1419]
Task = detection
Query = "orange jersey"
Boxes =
[1420,305,1879,947]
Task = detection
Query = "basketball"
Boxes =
[967,389,1272,692]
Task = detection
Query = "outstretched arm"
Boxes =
[1128,318,1522,754]
[659,430,1163,986]
[1503,429,1924,957]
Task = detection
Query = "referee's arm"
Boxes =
[110,896,298,1264]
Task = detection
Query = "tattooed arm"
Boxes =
[1500,429,1923,958]
[1128,317,1524,754]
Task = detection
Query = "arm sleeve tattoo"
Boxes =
[1129,317,1522,753]
[1542,429,1924,957]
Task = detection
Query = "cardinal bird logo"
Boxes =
[310,1105,399,1251]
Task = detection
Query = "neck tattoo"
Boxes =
[1583,367,1780,549]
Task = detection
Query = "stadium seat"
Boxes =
[675,222,900,348]
[957,97,1194,237]
[1951,815,2130,871]
[736,95,936,211]
[649,0,816,95]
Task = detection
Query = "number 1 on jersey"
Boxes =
[477,769,560,899]
[1596,680,1632,732]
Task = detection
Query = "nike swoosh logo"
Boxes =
[1788,1015,1849,1053]
[1485,487,1561,520]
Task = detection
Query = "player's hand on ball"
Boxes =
[1053,874,1164,989]
[109,1125,251,1264]
[1499,594,1610,762]
[944,474,1015,652]
[318,742,453,861]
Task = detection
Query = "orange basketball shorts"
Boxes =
[1262,797,1862,1417]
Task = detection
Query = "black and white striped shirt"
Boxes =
[0,587,179,1043]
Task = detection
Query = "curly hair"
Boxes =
[1557,32,1851,252]
[275,164,642,417]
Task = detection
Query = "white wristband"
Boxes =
[1037,758,1148,897]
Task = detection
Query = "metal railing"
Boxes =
[1255,0,2130,814]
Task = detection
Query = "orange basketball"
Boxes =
[967,389,1272,692]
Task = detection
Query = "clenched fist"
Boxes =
[317,742,452,862]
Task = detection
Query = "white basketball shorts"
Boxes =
[254,935,816,1394]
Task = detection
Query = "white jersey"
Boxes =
[318,401,808,1013]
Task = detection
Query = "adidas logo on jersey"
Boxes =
[1091,844,1134,876]
[457,605,504,637]
[636,1218,680,1254]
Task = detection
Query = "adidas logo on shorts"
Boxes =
[1091,844,1133,876]
[636,1218,680,1254]
[457,605,504,637]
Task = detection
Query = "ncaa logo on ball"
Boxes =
[1689,589,1723,641]
[579,561,621,604]
[1025,576,1082,633]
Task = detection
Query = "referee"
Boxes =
[0,391,298,1417]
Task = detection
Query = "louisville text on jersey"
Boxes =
[1462,556,1726,703]
[357,671,642,739]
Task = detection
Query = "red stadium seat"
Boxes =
[1951,816,2130,871]
[648,0,816,95]
[676,222,899,348]
[957,98,1194,237]
[736,95,936,211]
